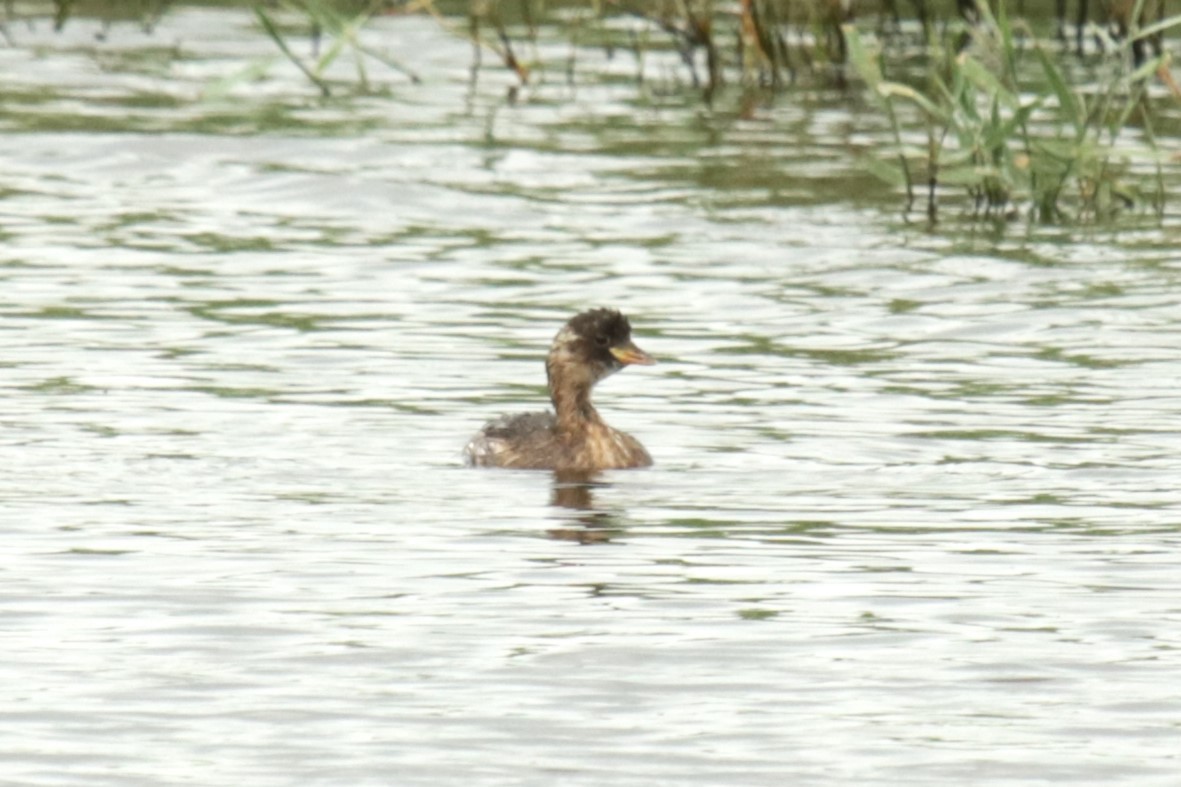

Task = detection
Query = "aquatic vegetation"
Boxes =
[238,0,1180,221]
[253,0,422,97]
[21,0,1181,223]
[846,1,1181,222]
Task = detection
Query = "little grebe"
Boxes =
[464,309,655,471]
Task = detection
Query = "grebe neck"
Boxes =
[547,359,604,432]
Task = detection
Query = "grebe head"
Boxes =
[546,308,654,392]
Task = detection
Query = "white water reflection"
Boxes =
[2,6,1181,787]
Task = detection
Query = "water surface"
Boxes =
[2,7,1181,786]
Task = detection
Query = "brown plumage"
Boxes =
[464,309,655,471]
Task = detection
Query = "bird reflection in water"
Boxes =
[546,470,622,544]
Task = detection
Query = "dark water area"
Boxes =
[2,5,1181,786]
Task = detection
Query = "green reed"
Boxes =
[32,0,1181,223]
[847,1,1180,222]
[252,0,420,97]
[247,0,1178,222]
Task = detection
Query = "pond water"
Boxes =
[2,6,1181,785]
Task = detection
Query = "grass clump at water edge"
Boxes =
[846,0,1181,223]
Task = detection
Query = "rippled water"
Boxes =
[2,6,1181,785]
